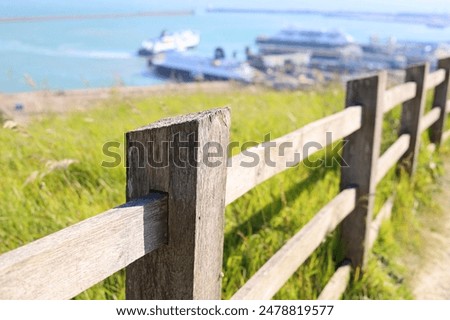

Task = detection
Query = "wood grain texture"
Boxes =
[317,262,352,300]
[225,106,362,205]
[375,134,410,184]
[425,68,446,90]
[383,82,417,113]
[0,194,168,299]
[399,64,428,175]
[420,108,441,133]
[430,58,450,145]
[339,72,386,269]
[126,108,230,300]
[231,188,356,300]
[367,197,394,251]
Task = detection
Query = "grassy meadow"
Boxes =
[0,85,447,299]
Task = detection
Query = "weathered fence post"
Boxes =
[399,63,428,175]
[339,72,386,270]
[430,58,450,146]
[125,108,230,299]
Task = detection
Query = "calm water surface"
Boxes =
[0,0,449,92]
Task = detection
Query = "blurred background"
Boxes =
[1,0,450,92]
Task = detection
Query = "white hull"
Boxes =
[138,30,200,56]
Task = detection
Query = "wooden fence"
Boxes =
[1,58,450,300]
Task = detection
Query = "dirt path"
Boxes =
[411,160,450,299]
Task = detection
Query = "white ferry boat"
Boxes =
[256,28,362,59]
[138,30,200,56]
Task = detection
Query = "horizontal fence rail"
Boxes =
[425,68,446,90]
[225,106,362,205]
[420,108,442,133]
[375,134,411,184]
[317,197,394,300]
[368,197,394,251]
[0,194,168,299]
[231,188,357,300]
[443,99,450,142]
[317,263,352,300]
[444,130,450,141]
[383,82,417,113]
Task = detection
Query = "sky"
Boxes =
[0,0,449,15]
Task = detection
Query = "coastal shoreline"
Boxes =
[0,81,238,124]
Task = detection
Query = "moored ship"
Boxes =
[256,27,363,60]
[138,30,200,56]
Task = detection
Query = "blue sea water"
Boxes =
[1,0,450,93]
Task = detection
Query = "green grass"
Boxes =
[0,85,446,299]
